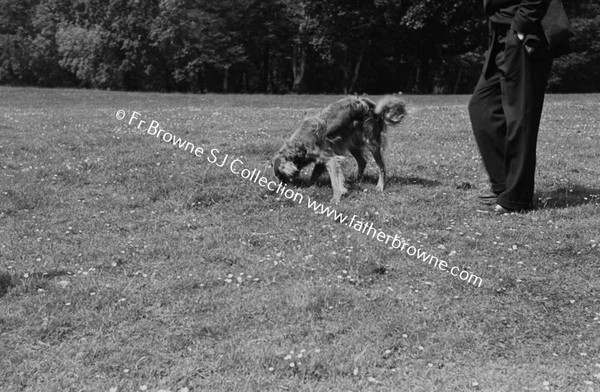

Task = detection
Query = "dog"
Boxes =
[273,95,406,204]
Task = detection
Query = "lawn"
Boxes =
[0,87,599,392]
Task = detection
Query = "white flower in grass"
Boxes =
[284,355,292,360]
[368,377,383,385]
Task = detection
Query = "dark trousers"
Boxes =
[468,24,553,210]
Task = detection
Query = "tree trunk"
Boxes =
[199,65,206,93]
[453,66,463,94]
[242,71,248,93]
[348,45,366,93]
[412,63,421,93]
[271,56,279,93]
[263,45,270,92]
[292,44,306,93]
[341,47,350,94]
[418,57,431,93]
[222,65,229,92]
[342,66,350,94]
[416,38,434,93]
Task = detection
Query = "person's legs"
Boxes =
[469,72,507,196]
[497,29,553,210]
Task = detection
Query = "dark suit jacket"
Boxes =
[483,0,550,36]
[483,0,570,60]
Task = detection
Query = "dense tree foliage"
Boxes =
[1,0,599,93]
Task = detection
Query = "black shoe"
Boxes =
[478,189,500,205]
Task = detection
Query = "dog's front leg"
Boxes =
[325,156,347,204]
[370,148,386,191]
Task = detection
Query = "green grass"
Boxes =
[0,87,599,392]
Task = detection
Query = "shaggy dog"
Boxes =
[273,95,406,204]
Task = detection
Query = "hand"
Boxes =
[515,31,534,53]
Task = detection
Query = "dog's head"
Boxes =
[374,95,407,124]
[273,152,301,184]
[273,118,324,183]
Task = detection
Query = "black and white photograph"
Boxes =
[1,0,599,391]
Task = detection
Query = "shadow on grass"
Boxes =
[300,174,441,189]
[26,270,72,280]
[534,185,600,210]
[0,270,73,298]
[0,272,14,298]
[384,175,442,188]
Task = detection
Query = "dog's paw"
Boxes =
[330,196,341,205]
[376,183,385,192]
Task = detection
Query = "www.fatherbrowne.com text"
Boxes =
[116,109,483,288]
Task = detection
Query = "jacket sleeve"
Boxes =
[511,0,551,35]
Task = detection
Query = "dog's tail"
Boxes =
[374,95,406,124]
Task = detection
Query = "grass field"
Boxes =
[0,87,599,392]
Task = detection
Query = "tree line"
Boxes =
[1,0,599,94]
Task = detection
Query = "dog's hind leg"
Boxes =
[368,147,386,191]
[326,156,347,204]
[350,148,367,183]
[307,163,326,186]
